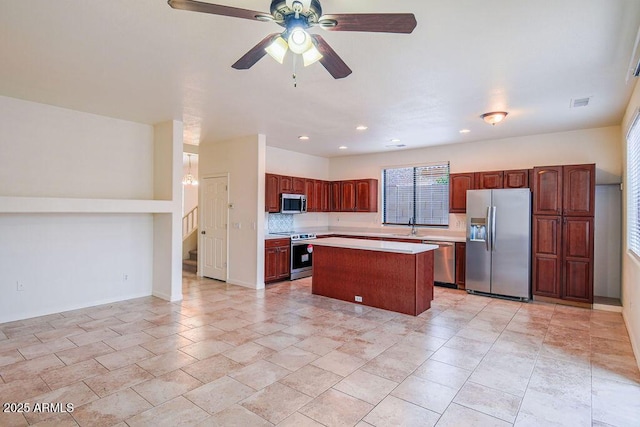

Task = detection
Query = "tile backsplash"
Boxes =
[268,213,294,233]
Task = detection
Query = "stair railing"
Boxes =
[182,206,198,240]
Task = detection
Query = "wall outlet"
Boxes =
[16,281,24,291]
[355,295,363,302]
[122,274,128,282]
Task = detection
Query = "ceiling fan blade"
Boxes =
[318,13,417,34]
[168,0,270,22]
[311,35,352,79]
[232,33,280,70]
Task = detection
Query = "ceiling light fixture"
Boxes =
[265,36,289,64]
[182,154,198,186]
[265,26,323,67]
[459,129,471,134]
[356,125,368,131]
[298,135,310,140]
[338,146,348,150]
[481,111,508,125]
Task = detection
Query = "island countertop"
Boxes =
[302,237,439,254]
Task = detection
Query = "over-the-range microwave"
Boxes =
[281,193,307,214]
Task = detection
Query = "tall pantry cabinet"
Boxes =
[532,164,595,304]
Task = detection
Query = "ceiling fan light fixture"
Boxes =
[302,44,323,66]
[265,36,288,64]
[288,28,312,54]
[481,111,508,125]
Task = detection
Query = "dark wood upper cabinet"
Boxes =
[563,164,595,216]
[321,181,331,212]
[475,171,504,189]
[280,176,293,194]
[504,169,529,189]
[355,179,378,212]
[305,179,316,212]
[533,166,563,215]
[330,181,341,211]
[313,180,324,213]
[265,173,280,213]
[292,177,305,195]
[449,173,475,213]
[340,180,357,212]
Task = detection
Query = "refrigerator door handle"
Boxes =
[485,206,491,251]
[491,206,497,251]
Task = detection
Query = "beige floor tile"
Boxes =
[76,317,124,332]
[68,328,120,347]
[132,369,202,406]
[125,396,210,427]
[412,359,472,390]
[84,364,153,397]
[2,323,54,339]
[18,337,77,360]
[253,331,301,351]
[240,382,312,423]
[379,342,432,366]
[218,328,263,346]
[246,320,289,335]
[0,411,28,427]
[55,342,114,366]
[592,376,640,426]
[516,387,591,426]
[24,382,98,424]
[34,326,85,343]
[277,411,325,427]
[0,354,65,382]
[360,352,421,383]
[184,376,255,414]
[70,388,152,427]
[265,345,318,371]
[0,349,25,368]
[0,377,51,404]
[336,338,393,361]
[0,335,41,354]
[204,404,272,427]
[95,345,155,371]
[223,342,275,365]
[311,350,366,377]
[178,325,225,342]
[135,349,197,376]
[102,331,155,351]
[437,403,511,427]
[400,331,449,351]
[210,317,253,332]
[299,388,374,427]
[453,381,522,423]
[40,359,109,390]
[29,412,78,426]
[294,335,344,356]
[528,355,592,404]
[140,334,194,355]
[333,369,398,405]
[430,344,485,370]
[180,339,233,360]
[391,375,458,414]
[108,319,156,335]
[143,323,191,339]
[363,395,440,427]
[280,364,343,397]
[229,359,291,390]
[181,354,244,383]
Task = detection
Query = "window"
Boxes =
[628,113,640,257]
[383,162,450,226]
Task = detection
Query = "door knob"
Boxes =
[201,230,206,235]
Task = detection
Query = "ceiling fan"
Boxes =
[168,0,417,79]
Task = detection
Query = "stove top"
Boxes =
[270,231,317,240]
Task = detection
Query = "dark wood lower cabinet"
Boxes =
[265,239,290,283]
[532,215,593,303]
[455,242,466,290]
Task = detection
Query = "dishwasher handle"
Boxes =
[421,240,454,247]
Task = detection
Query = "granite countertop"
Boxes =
[301,237,439,254]
[266,231,465,242]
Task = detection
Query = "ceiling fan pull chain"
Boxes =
[292,54,298,87]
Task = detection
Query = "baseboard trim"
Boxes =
[622,309,640,371]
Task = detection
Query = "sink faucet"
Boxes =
[409,217,418,235]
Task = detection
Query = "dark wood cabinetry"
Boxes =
[455,242,466,290]
[265,174,376,213]
[265,238,290,283]
[532,164,595,304]
[475,171,503,189]
[504,169,529,189]
[449,173,475,213]
[265,174,280,213]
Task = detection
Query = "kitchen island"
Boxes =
[306,237,438,316]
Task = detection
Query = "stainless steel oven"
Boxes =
[290,233,316,280]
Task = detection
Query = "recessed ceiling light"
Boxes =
[385,144,406,149]
[298,135,310,140]
[356,125,368,131]
[390,138,401,143]
[338,146,348,150]
[459,129,471,134]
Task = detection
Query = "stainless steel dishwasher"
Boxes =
[421,240,456,287]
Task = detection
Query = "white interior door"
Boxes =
[201,176,228,281]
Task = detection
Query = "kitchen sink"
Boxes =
[391,233,419,237]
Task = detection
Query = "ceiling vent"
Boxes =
[571,97,591,108]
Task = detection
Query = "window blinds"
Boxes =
[383,162,450,226]
[628,113,640,257]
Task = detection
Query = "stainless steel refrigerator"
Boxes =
[466,188,531,300]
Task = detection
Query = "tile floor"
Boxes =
[1,273,639,426]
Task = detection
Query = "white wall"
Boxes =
[0,214,153,323]
[200,135,266,289]
[594,185,622,299]
[182,154,199,216]
[0,96,154,199]
[621,81,640,368]
[266,146,330,179]
[0,96,171,323]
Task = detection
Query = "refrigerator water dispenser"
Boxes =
[469,218,487,241]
